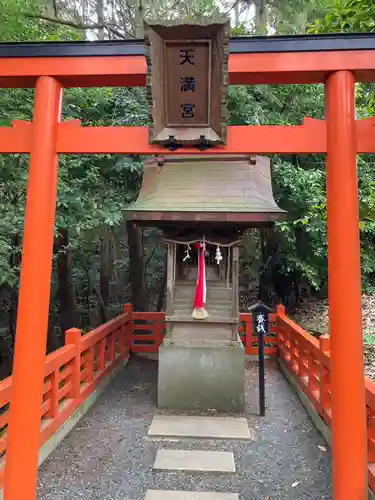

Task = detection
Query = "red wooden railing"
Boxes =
[276,304,375,491]
[0,304,278,486]
[2,303,374,492]
[131,311,166,353]
[0,305,132,487]
[129,309,278,355]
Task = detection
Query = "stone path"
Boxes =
[148,415,252,440]
[145,492,239,500]
[37,356,332,500]
[145,492,239,499]
[149,415,243,497]
[153,448,236,473]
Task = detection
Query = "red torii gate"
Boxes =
[0,34,373,500]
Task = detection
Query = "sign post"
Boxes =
[249,301,273,417]
[145,19,230,149]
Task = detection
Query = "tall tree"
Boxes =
[127,221,148,311]
[57,229,78,335]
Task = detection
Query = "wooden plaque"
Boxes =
[145,19,230,147]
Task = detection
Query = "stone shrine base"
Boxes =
[157,338,245,412]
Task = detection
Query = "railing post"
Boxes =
[124,303,132,356]
[308,353,319,393]
[276,304,286,317]
[275,304,286,358]
[275,304,286,355]
[244,314,252,355]
[319,334,331,353]
[86,346,94,383]
[46,370,59,419]
[65,328,82,398]
[153,316,164,349]
[124,303,132,318]
[319,334,331,416]
[98,338,106,371]
[109,331,115,363]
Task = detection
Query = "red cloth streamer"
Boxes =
[193,242,206,309]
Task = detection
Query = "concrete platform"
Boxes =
[153,450,236,473]
[145,491,239,500]
[158,338,245,412]
[148,415,253,440]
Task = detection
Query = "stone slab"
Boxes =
[145,491,239,500]
[152,449,235,473]
[158,338,244,412]
[148,415,252,440]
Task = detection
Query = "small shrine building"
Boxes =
[127,153,285,410]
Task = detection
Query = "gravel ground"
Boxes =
[37,356,332,500]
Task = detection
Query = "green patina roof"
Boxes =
[126,155,285,222]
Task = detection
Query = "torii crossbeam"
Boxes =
[1,33,372,500]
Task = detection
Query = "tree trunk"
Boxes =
[258,227,277,307]
[127,220,148,311]
[99,225,112,322]
[110,229,122,304]
[254,0,267,35]
[45,0,58,17]
[156,253,167,311]
[9,233,21,341]
[96,0,105,40]
[86,264,93,326]
[234,1,240,27]
[82,0,88,39]
[46,321,61,353]
[109,0,116,39]
[133,0,144,38]
[57,229,78,335]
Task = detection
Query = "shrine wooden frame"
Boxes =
[144,19,229,146]
[1,33,373,500]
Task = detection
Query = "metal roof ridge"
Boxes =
[1,32,375,58]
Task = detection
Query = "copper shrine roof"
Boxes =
[126,154,286,224]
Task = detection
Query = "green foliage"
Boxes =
[308,0,375,33]
[228,84,324,126]
[183,0,221,18]
[273,161,328,291]
[0,0,82,41]
[364,330,375,344]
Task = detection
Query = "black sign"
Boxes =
[249,301,273,417]
[253,309,269,338]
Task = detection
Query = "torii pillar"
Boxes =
[326,70,367,500]
[4,76,62,500]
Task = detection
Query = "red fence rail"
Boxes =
[276,304,375,491]
[131,311,166,353]
[129,308,278,355]
[3,304,374,491]
[0,307,132,487]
